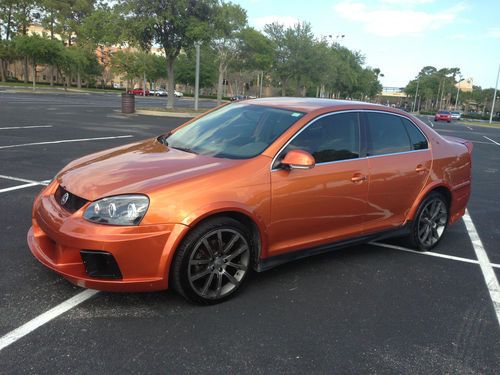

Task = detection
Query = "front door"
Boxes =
[269,112,369,256]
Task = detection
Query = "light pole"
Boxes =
[489,64,499,124]
[412,75,420,112]
[454,74,463,110]
[194,41,201,111]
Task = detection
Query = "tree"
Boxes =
[13,33,63,90]
[58,45,101,89]
[120,0,217,109]
[175,44,218,90]
[265,22,317,96]
[211,1,247,104]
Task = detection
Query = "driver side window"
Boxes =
[279,112,360,165]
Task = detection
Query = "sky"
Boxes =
[232,0,500,89]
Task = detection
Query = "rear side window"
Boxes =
[366,113,411,156]
[282,112,360,164]
[402,118,428,150]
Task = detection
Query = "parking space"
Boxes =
[0,94,499,373]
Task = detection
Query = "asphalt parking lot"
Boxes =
[0,92,499,374]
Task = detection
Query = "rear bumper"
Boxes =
[28,187,188,292]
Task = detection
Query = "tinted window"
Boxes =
[282,112,360,164]
[366,113,411,156]
[166,104,304,159]
[402,118,428,150]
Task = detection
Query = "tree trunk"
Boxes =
[24,57,29,83]
[143,71,147,96]
[0,60,5,82]
[217,60,224,105]
[49,66,54,86]
[166,57,175,109]
[77,71,81,89]
[32,60,36,91]
[64,75,69,91]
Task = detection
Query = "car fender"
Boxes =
[405,180,453,223]
[159,202,269,287]
[181,202,268,248]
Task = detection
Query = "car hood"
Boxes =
[58,138,238,201]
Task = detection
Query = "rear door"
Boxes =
[363,112,431,233]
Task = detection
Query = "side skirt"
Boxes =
[255,224,411,272]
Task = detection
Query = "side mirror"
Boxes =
[280,150,315,170]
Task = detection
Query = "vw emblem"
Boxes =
[60,192,69,206]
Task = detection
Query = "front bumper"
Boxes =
[28,185,188,292]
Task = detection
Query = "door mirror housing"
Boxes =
[280,150,315,170]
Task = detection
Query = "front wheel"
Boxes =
[171,217,252,304]
[407,192,449,251]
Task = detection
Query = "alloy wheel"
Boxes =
[188,229,250,300]
[417,198,448,248]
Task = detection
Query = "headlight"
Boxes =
[83,195,149,226]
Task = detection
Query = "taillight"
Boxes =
[464,141,473,154]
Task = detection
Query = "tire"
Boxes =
[407,192,449,251]
[171,217,253,304]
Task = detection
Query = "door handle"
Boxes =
[415,164,426,173]
[351,174,367,183]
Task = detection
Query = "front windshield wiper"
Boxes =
[156,132,171,146]
[171,146,198,154]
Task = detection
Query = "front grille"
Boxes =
[55,185,88,213]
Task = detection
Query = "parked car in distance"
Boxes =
[127,88,149,96]
[450,111,462,120]
[434,111,452,122]
[150,89,167,97]
[173,90,184,98]
[28,98,473,304]
[231,95,246,101]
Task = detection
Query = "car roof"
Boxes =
[244,97,396,114]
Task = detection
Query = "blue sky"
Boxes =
[232,0,500,89]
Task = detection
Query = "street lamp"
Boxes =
[489,64,499,124]
[412,75,420,113]
[454,74,463,111]
[194,41,202,111]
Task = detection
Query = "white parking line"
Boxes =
[427,119,434,128]
[483,136,500,146]
[0,289,98,352]
[0,182,41,193]
[0,174,50,185]
[466,126,473,130]
[0,125,53,130]
[0,135,133,150]
[370,242,500,269]
[463,210,500,326]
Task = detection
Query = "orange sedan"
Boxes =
[28,98,473,304]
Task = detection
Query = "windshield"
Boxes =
[165,104,305,159]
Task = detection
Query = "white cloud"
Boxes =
[487,27,500,38]
[254,15,300,29]
[333,1,466,37]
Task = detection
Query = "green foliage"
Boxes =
[13,33,63,65]
[236,27,273,72]
[110,49,167,83]
[59,45,101,78]
[120,0,218,107]
[175,45,218,87]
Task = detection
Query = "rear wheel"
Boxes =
[171,217,252,304]
[408,192,449,251]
